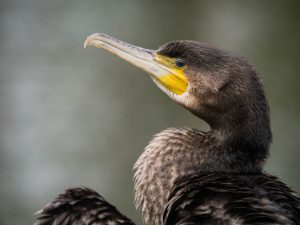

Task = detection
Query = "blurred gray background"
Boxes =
[0,0,299,224]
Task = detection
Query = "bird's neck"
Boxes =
[204,101,272,173]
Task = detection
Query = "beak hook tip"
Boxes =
[83,39,89,48]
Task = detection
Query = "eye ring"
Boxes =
[175,58,186,68]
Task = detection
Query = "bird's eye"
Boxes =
[175,58,186,68]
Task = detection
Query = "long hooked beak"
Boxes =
[84,33,188,95]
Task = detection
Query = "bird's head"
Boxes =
[84,33,270,134]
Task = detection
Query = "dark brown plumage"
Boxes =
[35,36,300,225]
[34,187,134,225]
[163,173,300,225]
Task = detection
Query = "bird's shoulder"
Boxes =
[163,173,300,225]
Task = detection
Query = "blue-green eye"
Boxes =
[175,58,186,68]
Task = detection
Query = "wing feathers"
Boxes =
[163,173,300,225]
[35,187,135,225]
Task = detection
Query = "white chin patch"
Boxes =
[150,76,192,106]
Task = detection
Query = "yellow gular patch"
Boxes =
[154,54,188,95]
[159,71,187,95]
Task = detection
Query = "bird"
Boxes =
[34,33,300,225]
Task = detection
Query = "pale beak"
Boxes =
[84,33,188,95]
[84,33,169,78]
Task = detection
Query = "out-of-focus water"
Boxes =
[0,0,299,224]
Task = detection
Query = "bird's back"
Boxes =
[163,173,300,225]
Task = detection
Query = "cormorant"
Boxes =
[34,34,300,225]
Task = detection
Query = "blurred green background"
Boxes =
[0,0,299,224]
